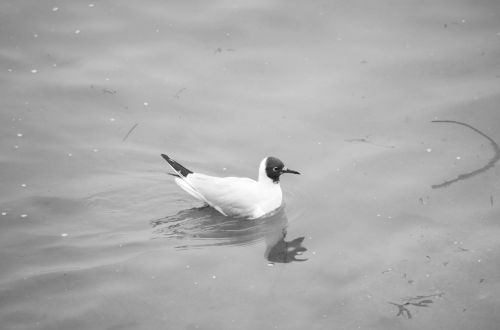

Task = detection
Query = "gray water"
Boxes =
[1,1,500,329]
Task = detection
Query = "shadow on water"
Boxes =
[151,206,307,263]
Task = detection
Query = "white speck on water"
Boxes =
[376,214,381,217]
[21,184,27,188]
[143,102,149,106]
[20,214,28,218]
[312,251,316,255]
[267,263,274,267]
[211,275,216,279]
[67,153,72,157]
[31,69,38,74]
[75,29,81,34]
[426,148,432,153]
[193,281,198,285]
[92,148,99,152]
[185,265,190,269]
[456,156,461,160]
[222,167,227,171]
[52,63,57,67]
[34,34,38,38]
[109,118,116,122]
[61,233,68,237]
[105,77,110,81]
[1,212,7,216]
[387,215,393,219]
[477,259,482,263]
[8,69,13,72]
[16,133,23,137]
[52,6,59,11]
[14,145,19,149]
[89,3,95,7]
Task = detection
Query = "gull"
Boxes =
[161,154,300,219]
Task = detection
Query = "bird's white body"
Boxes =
[174,159,282,219]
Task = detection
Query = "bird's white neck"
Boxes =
[256,158,283,213]
[258,158,278,184]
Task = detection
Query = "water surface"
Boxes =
[1,1,500,329]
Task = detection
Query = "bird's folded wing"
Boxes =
[186,174,259,216]
[174,177,209,203]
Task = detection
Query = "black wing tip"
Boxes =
[160,153,193,177]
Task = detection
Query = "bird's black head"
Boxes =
[265,156,300,183]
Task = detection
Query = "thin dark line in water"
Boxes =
[174,88,186,99]
[122,123,138,141]
[344,137,395,149]
[431,120,500,189]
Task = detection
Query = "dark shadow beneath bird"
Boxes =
[151,206,307,263]
[265,232,307,263]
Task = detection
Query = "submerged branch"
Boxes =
[431,120,500,189]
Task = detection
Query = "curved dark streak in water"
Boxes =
[431,120,500,189]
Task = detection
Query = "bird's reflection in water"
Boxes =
[151,206,307,263]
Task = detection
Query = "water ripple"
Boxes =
[151,206,308,263]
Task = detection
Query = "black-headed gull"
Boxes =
[161,154,300,219]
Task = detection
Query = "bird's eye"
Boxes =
[273,167,279,172]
